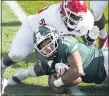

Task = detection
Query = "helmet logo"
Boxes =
[39,26,50,36]
[39,18,46,25]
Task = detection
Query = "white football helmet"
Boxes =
[34,25,58,57]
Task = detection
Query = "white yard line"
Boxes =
[5,1,27,22]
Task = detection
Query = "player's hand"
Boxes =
[85,26,99,44]
[55,63,70,75]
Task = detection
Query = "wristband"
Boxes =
[54,77,64,87]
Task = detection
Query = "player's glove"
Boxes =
[55,63,70,75]
[85,26,99,44]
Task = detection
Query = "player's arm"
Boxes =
[52,50,84,87]
[60,50,85,86]
[53,59,83,87]
[52,69,82,87]
[67,50,85,76]
[53,38,85,87]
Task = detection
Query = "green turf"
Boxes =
[2,1,109,96]
[17,1,59,15]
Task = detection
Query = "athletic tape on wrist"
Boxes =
[54,77,64,87]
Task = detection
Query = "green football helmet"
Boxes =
[34,25,58,57]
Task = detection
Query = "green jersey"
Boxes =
[54,36,106,84]
[35,36,106,84]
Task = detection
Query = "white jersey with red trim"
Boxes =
[8,3,94,63]
[28,3,94,37]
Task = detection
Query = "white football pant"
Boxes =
[9,19,34,62]
[90,1,108,21]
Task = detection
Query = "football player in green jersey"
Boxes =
[7,25,108,92]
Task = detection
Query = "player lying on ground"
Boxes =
[8,25,108,93]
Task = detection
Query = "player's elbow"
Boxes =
[72,77,82,86]
[70,68,83,77]
[65,77,82,87]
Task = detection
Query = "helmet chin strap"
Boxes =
[64,22,75,31]
[67,27,75,32]
[63,16,78,32]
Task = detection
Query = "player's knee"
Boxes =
[8,51,26,62]
[91,10,102,21]
[2,52,15,67]
[33,62,44,76]
[71,77,82,86]
[94,13,102,21]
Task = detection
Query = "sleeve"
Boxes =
[69,43,78,54]
[73,10,94,36]
[63,37,79,56]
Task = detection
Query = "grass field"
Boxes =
[2,1,109,96]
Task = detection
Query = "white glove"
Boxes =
[85,26,99,44]
[55,63,70,75]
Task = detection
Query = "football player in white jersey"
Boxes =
[90,1,108,48]
[1,0,100,94]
